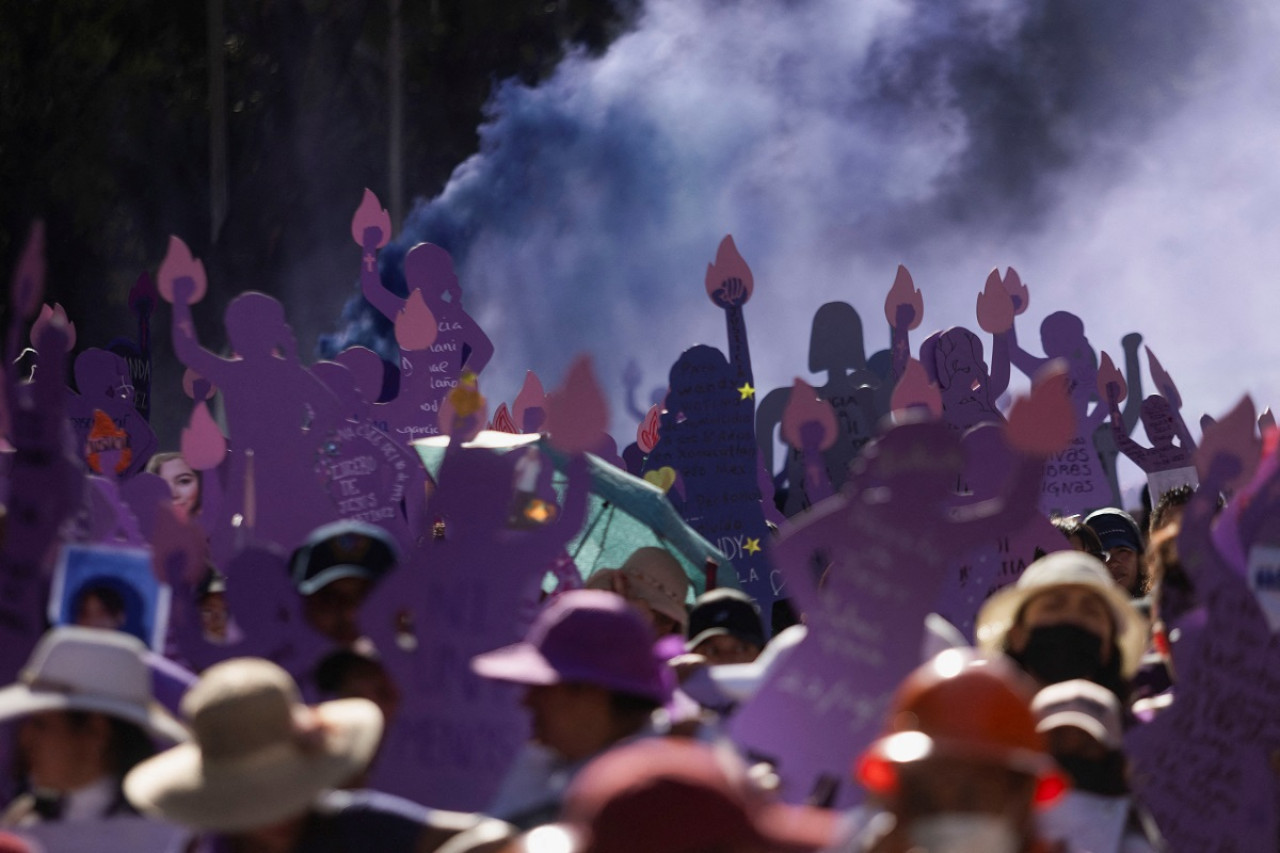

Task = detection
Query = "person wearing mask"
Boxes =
[1032,680,1162,852]
[850,649,1069,853]
[470,590,673,829]
[975,551,1148,705]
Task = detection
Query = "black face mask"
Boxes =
[1009,623,1109,685]
[1056,752,1130,797]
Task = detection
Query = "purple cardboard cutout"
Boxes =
[1100,346,1198,502]
[756,284,909,515]
[934,423,1067,640]
[728,366,1071,808]
[167,249,345,554]
[65,347,158,479]
[357,373,591,809]
[1009,305,1119,514]
[643,237,781,628]
[781,378,838,506]
[354,190,494,444]
[1125,433,1280,851]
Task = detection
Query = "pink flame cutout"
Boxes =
[1096,351,1127,404]
[513,371,547,429]
[1001,267,1029,315]
[1195,396,1259,491]
[351,188,392,249]
[489,402,518,434]
[637,404,662,453]
[30,303,76,352]
[704,235,754,304]
[883,265,923,330]
[976,268,1015,334]
[394,289,438,352]
[182,368,216,401]
[781,378,838,451]
[890,358,941,418]
[11,220,45,319]
[181,399,227,471]
[1146,347,1180,409]
[156,236,208,304]
[545,355,608,455]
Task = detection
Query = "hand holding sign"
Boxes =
[1096,351,1126,406]
[351,188,392,250]
[704,235,754,308]
[156,236,207,305]
[883,264,923,330]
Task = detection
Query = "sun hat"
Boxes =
[471,590,672,704]
[290,519,399,596]
[1031,679,1123,751]
[557,738,837,853]
[685,588,764,652]
[0,626,187,743]
[585,547,690,631]
[973,551,1149,677]
[123,657,382,833]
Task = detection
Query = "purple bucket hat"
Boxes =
[471,590,673,705]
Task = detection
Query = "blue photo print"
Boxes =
[48,543,171,650]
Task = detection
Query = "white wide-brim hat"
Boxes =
[974,551,1148,677]
[0,626,188,743]
[124,658,382,833]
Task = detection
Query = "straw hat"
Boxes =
[585,547,690,631]
[124,658,382,833]
[973,551,1148,677]
[0,626,187,743]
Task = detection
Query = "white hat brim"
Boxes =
[974,573,1148,677]
[0,682,188,743]
[124,697,382,833]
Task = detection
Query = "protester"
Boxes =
[72,583,129,632]
[0,628,187,831]
[975,551,1148,703]
[1032,680,1162,852]
[584,547,690,637]
[290,520,399,647]
[1083,508,1147,598]
[124,657,488,852]
[470,590,673,828]
[850,649,1068,853]
[685,588,766,664]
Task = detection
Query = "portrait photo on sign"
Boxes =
[48,543,171,650]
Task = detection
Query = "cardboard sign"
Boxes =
[730,368,1066,808]
[358,375,593,810]
[1125,429,1280,850]
[755,301,887,515]
[643,237,780,627]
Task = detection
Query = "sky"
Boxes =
[329,0,1280,494]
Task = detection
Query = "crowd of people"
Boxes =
[0,223,1276,853]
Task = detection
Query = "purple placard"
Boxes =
[729,366,1068,807]
[642,237,780,627]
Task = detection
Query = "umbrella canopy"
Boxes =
[413,431,738,599]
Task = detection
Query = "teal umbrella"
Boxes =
[413,431,738,597]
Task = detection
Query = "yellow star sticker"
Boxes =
[737,382,756,400]
[743,537,762,555]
